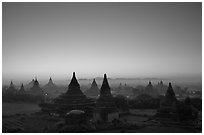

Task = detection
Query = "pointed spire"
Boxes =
[21,83,24,88]
[91,78,98,88]
[165,82,175,98]
[20,83,25,92]
[68,72,80,90]
[9,80,15,88]
[33,77,39,87]
[101,74,110,89]
[48,77,53,84]
[100,74,111,96]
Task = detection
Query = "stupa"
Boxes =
[18,83,26,94]
[84,79,100,98]
[144,81,158,97]
[7,81,17,93]
[93,74,119,122]
[28,78,44,96]
[39,72,95,115]
[43,77,58,98]
[24,79,35,90]
[155,83,179,121]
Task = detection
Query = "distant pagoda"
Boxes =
[7,81,17,93]
[84,79,100,98]
[39,72,95,115]
[43,77,58,98]
[18,83,26,94]
[144,81,158,97]
[156,80,167,96]
[44,77,56,88]
[94,74,118,122]
[28,78,44,96]
[24,79,35,90]
[155,82,179,121]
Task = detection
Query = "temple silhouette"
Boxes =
[28,78,44,96]
[39,72,95,115]
[84,79,100,98]
[43,77,59,98]
[94,74,119,122]
[39,72,119,122]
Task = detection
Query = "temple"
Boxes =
[93,74,119,122]
[84,79,100,98]
[39,72,95,115]
[43,77,58,98]
[155,83,179,121]
[7,81,17,93]
[18,83,26,94]
[28,78,44,96]
[144,81,158,97]
[25,79,35,90]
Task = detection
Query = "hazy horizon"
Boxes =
[3,3,202,85]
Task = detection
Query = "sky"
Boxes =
[2,2,202,84]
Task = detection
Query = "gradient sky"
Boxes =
[2,2,202,84]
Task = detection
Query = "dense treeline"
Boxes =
[128,94,161,109]
[2,92,44,103]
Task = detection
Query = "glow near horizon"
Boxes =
[2,3,201,83]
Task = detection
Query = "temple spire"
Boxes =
[100,74,111,96]
[68,72,80,90]
[66,72,84,96]
[21,83,24,88]
[9,80,15,88]
[19,83,25,93]
[165,82,175,98]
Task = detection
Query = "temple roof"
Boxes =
[165,82,176,99]
[84,78,100,97]
[100,74,111,97]
[44,77,56,88]
[9,81,15,88]
[19,83,26,93]
[65,72,85,96]
[33,78,40,87]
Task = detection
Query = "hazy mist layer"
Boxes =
[3,3,202,84]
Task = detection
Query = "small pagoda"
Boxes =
[84,79,100,98]
[155,82,179,121]
[39,72,95,116]
[6,81,17,94]
[18,83,26,94]
[144,81,158,97]
[43,77,58,98]
[28,78,44,96]
[93,74,118,122]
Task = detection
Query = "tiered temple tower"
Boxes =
[84,79,100,98]
[43,77,58,98]
[156,82,179,121]
[18,83,26,94]
[28,78,44,96]
[7,81,17,93]
[39,72,95,115]
[94,74,118,122]
[144,81,158,97]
